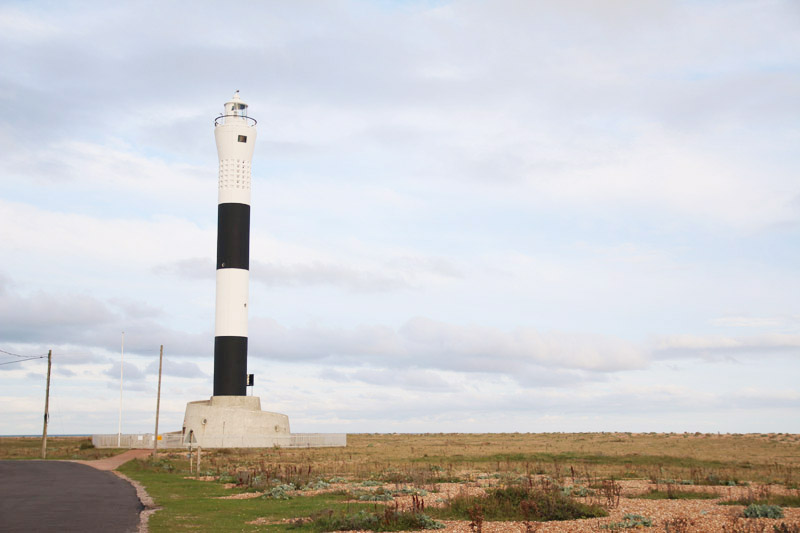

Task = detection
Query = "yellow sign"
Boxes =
[157,435,162,441]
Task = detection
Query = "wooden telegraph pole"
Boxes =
[41,349,52,459]
[152,345,163,458]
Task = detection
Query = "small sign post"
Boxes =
[152,345,163,458]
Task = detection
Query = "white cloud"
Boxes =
[144,358,207,379]
[652,333,800,360]
[711,316,800,329]
[0,199,212,269]
[104,361,146,381]
[247,315,647,376]
[2,0,800,435]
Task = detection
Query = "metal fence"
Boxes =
[92,433,154,448]
[273,433,347,448]
[92,432,346,449]
[92,432,185,449]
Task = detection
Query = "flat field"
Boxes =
[3,432,799,532]
[0,435,122,460]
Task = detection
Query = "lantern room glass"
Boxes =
[228,102,248,118]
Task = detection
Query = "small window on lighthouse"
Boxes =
[238,135,247,143]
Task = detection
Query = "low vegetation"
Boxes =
[742,504,784,519]
[3,432,799,531]
[634,488,718,500]
[298,507,445,532]
[429,479,607,522]
[720,493,800,508]
[0,436,121,460]
[600,513,653,529]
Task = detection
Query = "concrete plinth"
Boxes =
[182,396,290,448]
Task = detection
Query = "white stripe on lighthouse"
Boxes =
[214,268,249,338]
[218,157,252,205]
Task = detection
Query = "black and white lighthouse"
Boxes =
[213,91,257,396]
[180,93,343,448]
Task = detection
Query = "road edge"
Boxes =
[113,470,161,533]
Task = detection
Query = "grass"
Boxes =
[4,433,800,531]
[0,436,122,460]
[300,508,445,531]
[118,459,378,532]
[190,432,800,486]
[634,488,719,500]
[428,480,607,522]
[719,494,800,507]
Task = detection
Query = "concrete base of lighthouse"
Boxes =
[182,396,290,448]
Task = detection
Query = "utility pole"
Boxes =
[41,349,52,459]
[152,345,163,458]
[118,331,124,448]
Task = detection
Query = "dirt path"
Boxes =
[72,448,153,470]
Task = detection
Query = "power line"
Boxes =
[0,355,47,366]
[0,348,49,358]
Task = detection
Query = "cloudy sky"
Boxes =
[1,0,799,436]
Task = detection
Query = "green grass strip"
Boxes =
[118,459,375,532]
[633,489,718,500]
[718,494,800,507]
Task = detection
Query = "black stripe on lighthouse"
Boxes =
[216,203,250,270]
[214,337,247,396]
[213,202,250,396]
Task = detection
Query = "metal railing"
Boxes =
[214,114,257,127]
[92,432,346,449]
[274,433,347,448]
[92,433,155,448]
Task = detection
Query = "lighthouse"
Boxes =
[213,91,255,396]
[181,92,292,448]
[179,94,345,448]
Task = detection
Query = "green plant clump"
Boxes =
[600,513,654,529]
[394,487,428,496]
[562,484,594,497]
[264,483,296,500]
[636,489,717,500]
[743,504,784,519]
[432,483,607,522]
[306,509,445,531]
[148,458,175,472]
[720,494,800,508]
[357,491,394,502]
[303,479,331,491]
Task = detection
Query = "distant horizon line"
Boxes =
[2,431,797,438]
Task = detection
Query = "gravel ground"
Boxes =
[391,480,800,532]
[239,478,800,532]
[401,480,799,532]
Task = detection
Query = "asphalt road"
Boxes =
[0,460,142,532]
